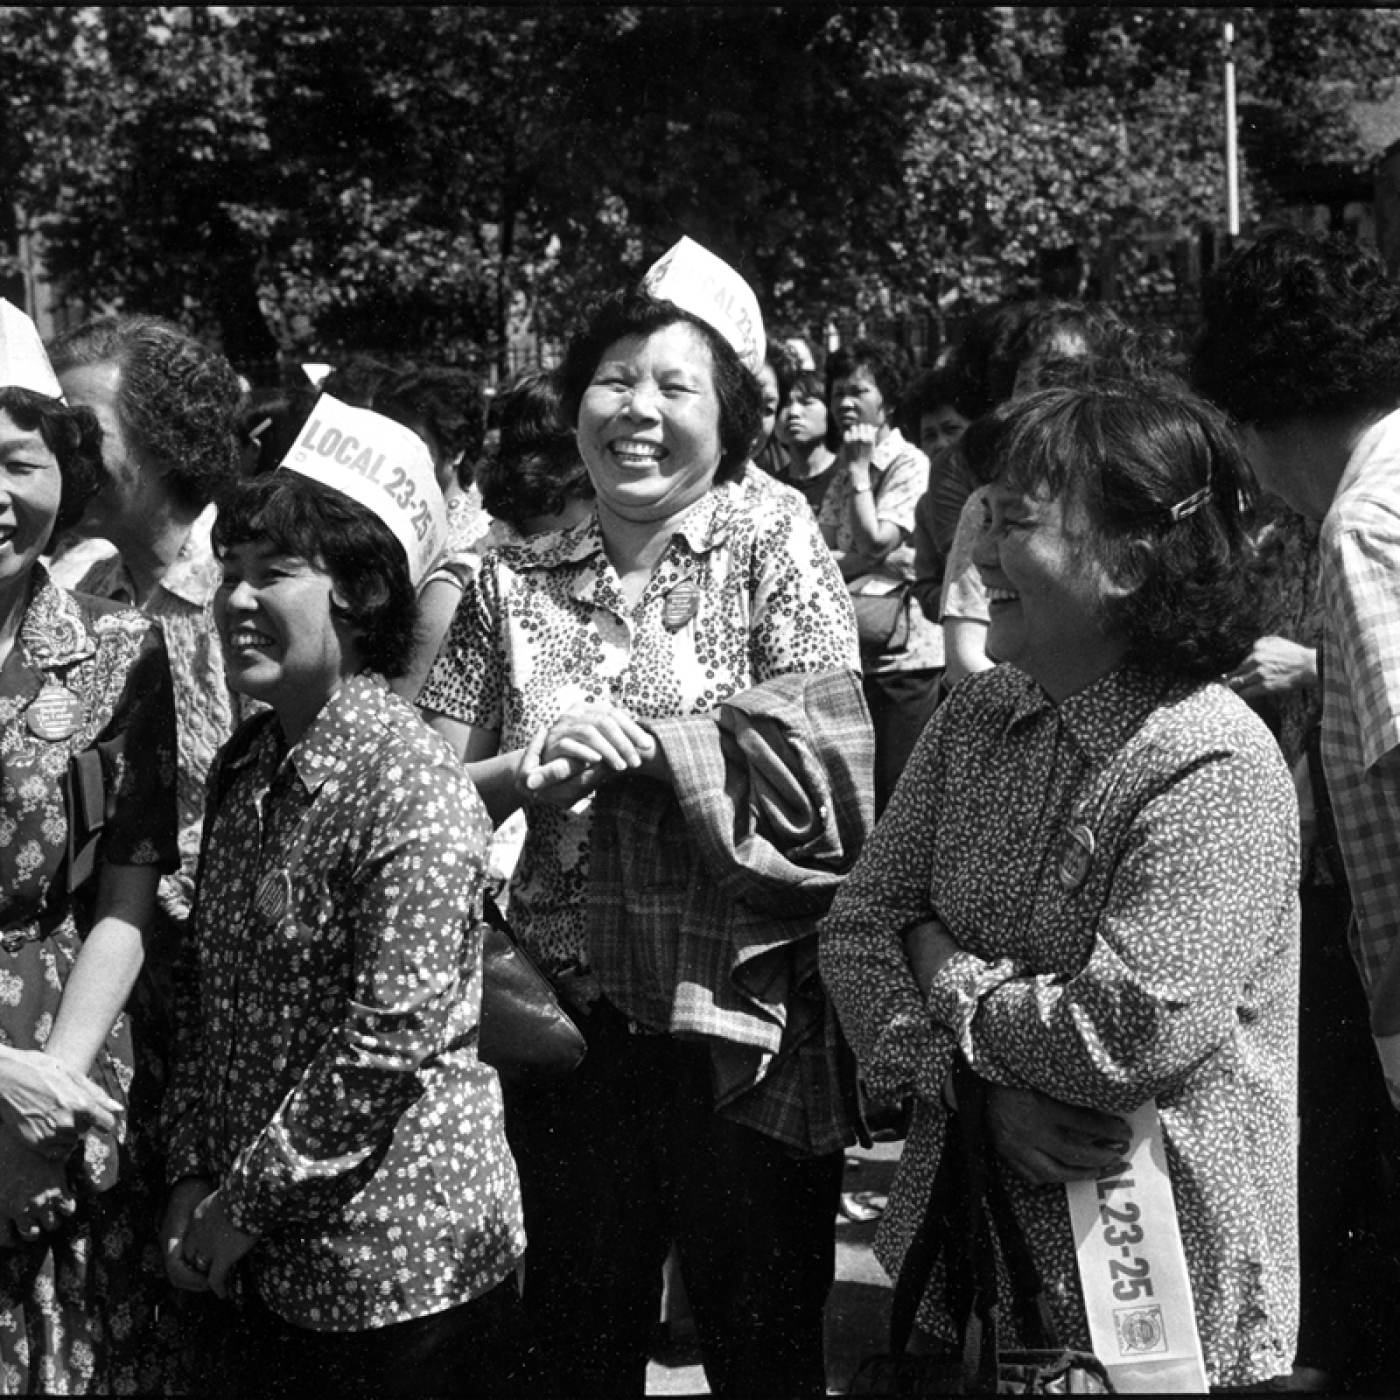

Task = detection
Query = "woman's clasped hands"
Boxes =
[517,702,660,809]
[0,1047,122,1248]
[0,1045,123,1154]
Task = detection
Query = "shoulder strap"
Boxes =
[888,1060,1064,1359]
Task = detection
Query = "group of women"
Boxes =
[0,234,1301,1399]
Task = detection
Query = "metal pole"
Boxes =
[1224,21,1240,238]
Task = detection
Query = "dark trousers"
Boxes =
[504,1002,844,1398]
[204,1277,531,1399]
[861,667,941,815]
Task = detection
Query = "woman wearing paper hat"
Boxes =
[0,301,181,1391]
[160,401,528,1396]
[421,239,874,1397]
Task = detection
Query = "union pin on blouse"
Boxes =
[1056,821,1096,891]
[662,578,701,632]
[253,868,293,924]
[25,682,84,740]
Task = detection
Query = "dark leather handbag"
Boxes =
[851,586,912,658]
[850,1064,1113,1396]
[476,892,586,1081]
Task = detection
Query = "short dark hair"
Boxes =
[373,366,487,488]
[764,340,800,404]
[1192,227,1400,429]
[558,289,762,484]
[211,472,419,679]
[0,386,104,536]
[902,364,962,425]
[825,338,910,417]
[477,368,592,534]
[960,380,1264,680]
[47,315,245,514]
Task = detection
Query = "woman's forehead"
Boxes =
[596,321,714,371]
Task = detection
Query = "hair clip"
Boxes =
[1164,483,1212,524]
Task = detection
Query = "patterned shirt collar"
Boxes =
[1003,663,1177,765]
[19,565,99,669]
[495,481,741,573]
[226,672,393,797]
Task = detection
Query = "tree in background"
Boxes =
[2,6,1397,371]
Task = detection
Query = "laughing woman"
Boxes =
[820,382,1301,1388]
[161,405,526,1398]
[420,242,872,1399]
[0,306,178,1392]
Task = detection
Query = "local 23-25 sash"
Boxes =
[1065,1100,1208,1393]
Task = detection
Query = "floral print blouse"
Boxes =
[819,664,1300,1388]
[419,480,860,977]
[0,568,178,1395]
[165,674,524,1332]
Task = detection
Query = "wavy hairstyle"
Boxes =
[477,368,592,534]
[959,380,1264,680]
[0,386,104,535]
[212,472,419,679]
[47,315,245,514]
[1192,228,1400,428]
[558,289,762,483]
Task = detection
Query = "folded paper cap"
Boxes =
[642,237,765,377]
[0,300,64,400]
[278,395,448,588]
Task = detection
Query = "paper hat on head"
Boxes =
[0,300,64,400]
[642,237,765,377]
[278,395,448,588]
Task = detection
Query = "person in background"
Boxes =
[905,363,971,638]
[821,380,1300,1389]
[474,367,594,544]
[420,239,873,1398]
[0,302,180,1392]
[819,337,935,812]
[1194,227,1400,1392]
[48,316,246,949]
[752,339,798,478]
[162,407,527,1398]
[772,368,839,514]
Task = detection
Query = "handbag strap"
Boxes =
[888,1060,1064,1363]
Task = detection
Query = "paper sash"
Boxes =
[1065,1100,1208,1393]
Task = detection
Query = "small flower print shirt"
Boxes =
[419,480,860,978]
[165,673,524,1331]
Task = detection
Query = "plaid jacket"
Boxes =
[588,668,875,1154]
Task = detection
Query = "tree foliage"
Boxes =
[1,5,1397,371]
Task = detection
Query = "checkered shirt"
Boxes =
[1318,407,1400,1043]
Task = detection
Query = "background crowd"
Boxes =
[0,222,1398,1400]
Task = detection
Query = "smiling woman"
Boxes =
[161,446,529,1397]
[0,309,179,1393]
[821,380,1302,1389]
[420,245,874,1398]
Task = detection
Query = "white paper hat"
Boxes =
[642,237,765,376]
[278,394,448,588]
[0,300,64,400]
